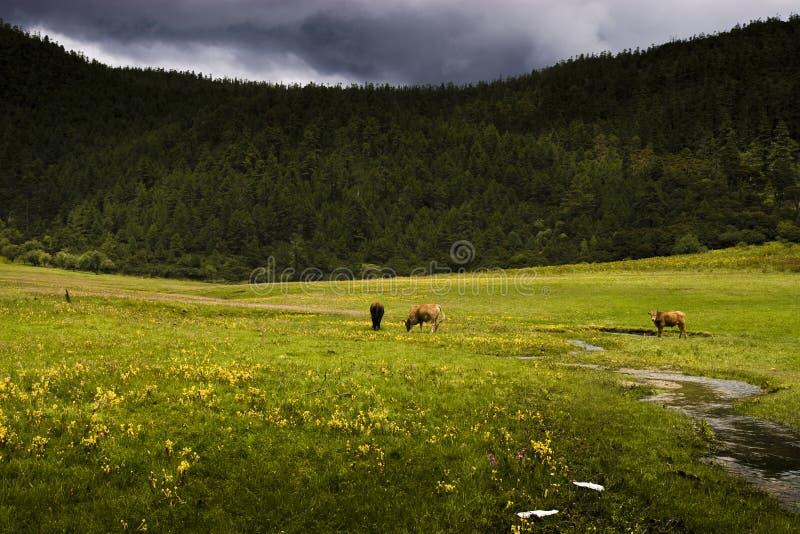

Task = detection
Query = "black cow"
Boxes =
[370,302,385,330]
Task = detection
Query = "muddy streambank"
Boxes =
[563,341,800,513]
[592,326,713,337]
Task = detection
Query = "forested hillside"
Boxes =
[1,16,799,280]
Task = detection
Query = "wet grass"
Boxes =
[1,246,799,532]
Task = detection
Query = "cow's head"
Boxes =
[648,311,658,321]
[404,319,411,332]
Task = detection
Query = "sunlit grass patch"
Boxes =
[1,255,799,531]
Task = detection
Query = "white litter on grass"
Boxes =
[572,480,605,491]
[517,510,559,519]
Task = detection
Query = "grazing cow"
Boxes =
[370,302,385,331]
[404,304,446,333]
[648,310,687,338]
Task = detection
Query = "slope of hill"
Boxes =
[1,16,799,279]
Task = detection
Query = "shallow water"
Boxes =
[566,339,605,352]
[620,369,800,513]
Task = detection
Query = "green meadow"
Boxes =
[1,243,799,532]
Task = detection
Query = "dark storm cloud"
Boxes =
[251,9,532,84]
[1,1,798,85]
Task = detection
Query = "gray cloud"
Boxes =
[1,1,798,85]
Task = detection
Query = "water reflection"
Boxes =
[620,369,800,513]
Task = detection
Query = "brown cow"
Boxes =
[404,304,446,333]
[370,302,385,331]
[648,310,687,338]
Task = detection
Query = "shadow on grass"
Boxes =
[592,326,713,338]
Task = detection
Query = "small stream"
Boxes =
[620,369,800,512]
[563,341,800,513]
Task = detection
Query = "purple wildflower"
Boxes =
[488,452,498,468]
[516,447,527,461]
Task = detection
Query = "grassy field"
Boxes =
[1,243,799,532]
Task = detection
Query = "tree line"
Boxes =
[1,16,799,280]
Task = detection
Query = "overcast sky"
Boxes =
[1,1,797,85]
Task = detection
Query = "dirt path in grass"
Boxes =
[19,285,363,317]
